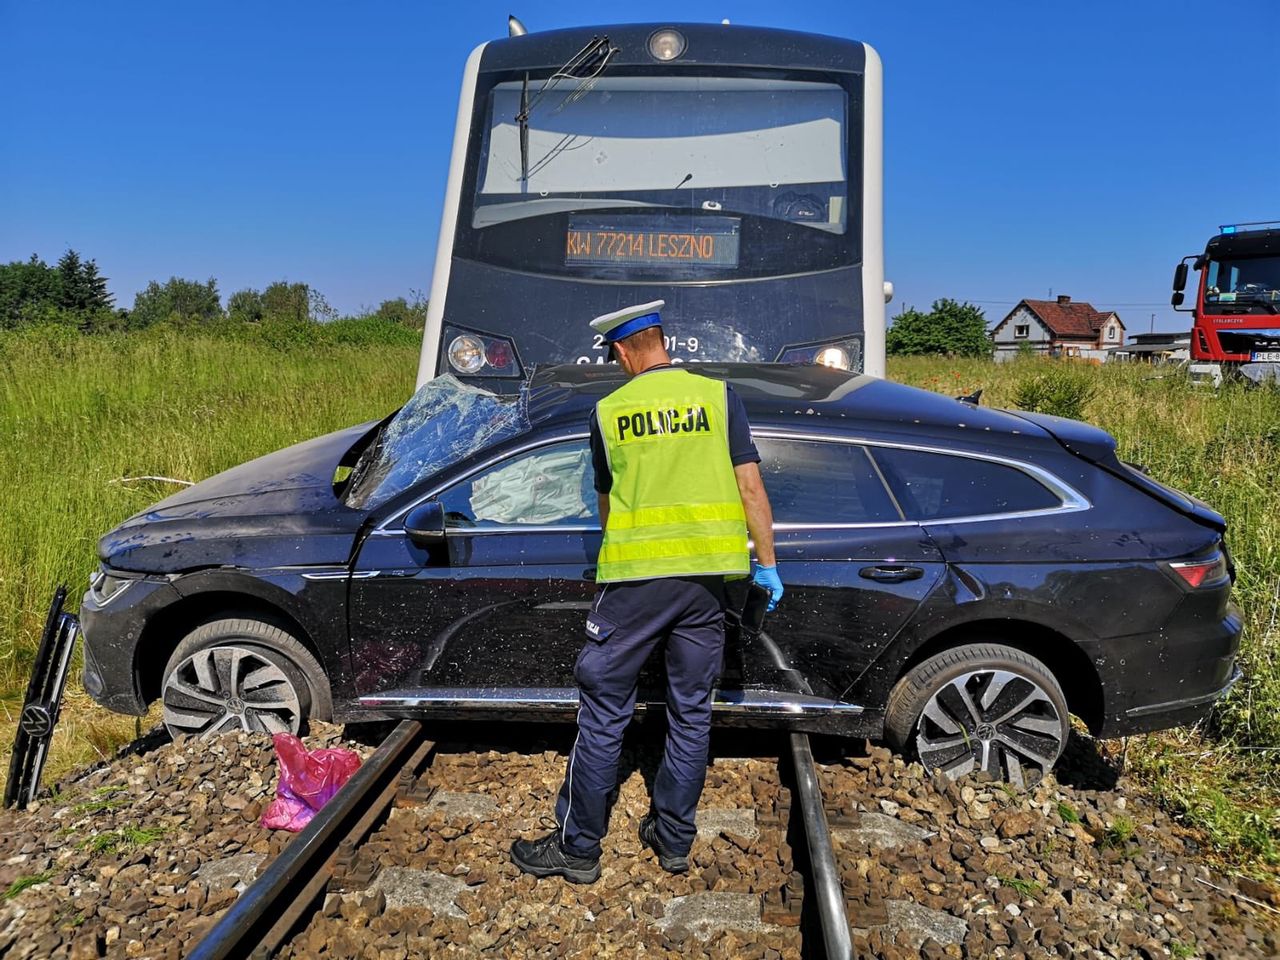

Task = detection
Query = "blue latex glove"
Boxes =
[751,564,784,612]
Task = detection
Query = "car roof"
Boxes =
[525,363,1050,445]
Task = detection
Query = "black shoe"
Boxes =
[638,814,689,874]
[511,830,601,884]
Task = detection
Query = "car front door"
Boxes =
[346,437,601,706]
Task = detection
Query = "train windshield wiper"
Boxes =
[516,36,617,185]
[518,74,530,184]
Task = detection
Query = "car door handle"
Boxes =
[583,567,597,582]
[859,565,924,583]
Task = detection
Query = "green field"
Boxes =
[2,329,1277,871]
[0,323,422,774]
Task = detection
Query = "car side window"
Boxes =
[870,447,1062,520]
[755,438,901,524]
[437,440,599,528]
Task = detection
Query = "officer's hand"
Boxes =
[752,564,784,612]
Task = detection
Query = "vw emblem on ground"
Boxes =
[19,703,53,738]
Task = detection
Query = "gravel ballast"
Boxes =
[0,723,1276,959]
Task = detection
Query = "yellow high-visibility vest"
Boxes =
[596,368,749,582]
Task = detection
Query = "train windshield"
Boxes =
[474,76,848,234]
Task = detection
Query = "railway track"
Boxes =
[4,716,1268,958]
[187,722,436,960]
[187,721,856,959]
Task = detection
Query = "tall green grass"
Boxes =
[0,323,420,775]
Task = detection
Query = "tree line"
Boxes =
[4,249,995,358]
[0,250,427,333]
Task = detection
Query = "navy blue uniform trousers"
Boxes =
[554,575,725,860]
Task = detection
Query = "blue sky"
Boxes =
[2,1,1277,333]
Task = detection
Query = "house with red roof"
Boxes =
[990,295,1125,362]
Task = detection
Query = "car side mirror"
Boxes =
[404,501,446,547]
[1171,291,1185,307]
[1172,262,1188,293]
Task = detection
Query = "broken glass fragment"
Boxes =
[346,375,529,510]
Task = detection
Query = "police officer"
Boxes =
[511,301,784,884]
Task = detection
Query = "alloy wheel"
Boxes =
[162,645,303,738]
[915,669,1065,786]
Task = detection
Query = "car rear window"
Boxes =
[756,438,901,524]
[870,447,1062,521]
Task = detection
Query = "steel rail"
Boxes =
[188,720,431,960]
[789,731,853,960]
[187,721,848,957]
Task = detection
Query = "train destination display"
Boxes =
[565,216,741,269]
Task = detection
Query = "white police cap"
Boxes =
[588,300,665,343]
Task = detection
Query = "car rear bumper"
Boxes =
[1094,602,1243,737]
[1114,662,1244,734]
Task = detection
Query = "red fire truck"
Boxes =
[1171,221,1280,385]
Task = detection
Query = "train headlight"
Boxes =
[815,347,850,369]
[442,325,523,378]
[648,29,686,61]
[777,337,863,372]
[448,335,486,374]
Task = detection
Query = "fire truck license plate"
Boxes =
[1251,351,1280,362]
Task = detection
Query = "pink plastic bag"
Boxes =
[261,733,361,832]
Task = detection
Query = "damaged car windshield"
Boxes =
[345,376,529,510]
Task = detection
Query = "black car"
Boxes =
[80,364,1242,784]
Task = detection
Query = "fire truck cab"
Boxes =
[1172,222,1280,385]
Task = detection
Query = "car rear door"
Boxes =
[738,435,947,704]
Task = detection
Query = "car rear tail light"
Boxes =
[443,324,523,378]
[1169,553,1228,588]
[776,337,863,372]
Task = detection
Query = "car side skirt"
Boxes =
[357,687,867,735]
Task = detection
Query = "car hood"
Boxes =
[100,421,377,573]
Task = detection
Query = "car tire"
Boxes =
[884,643,1069,786]
[160,618,332,739]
